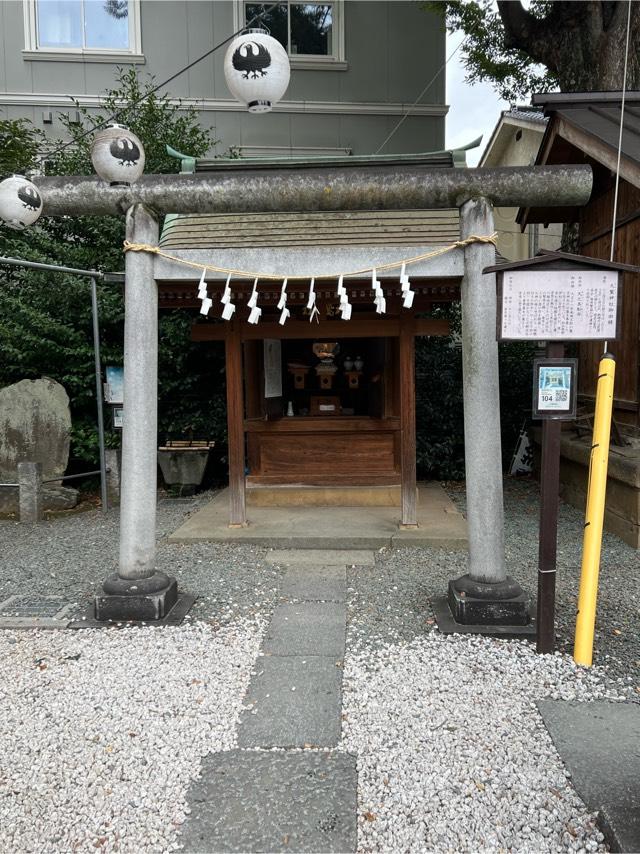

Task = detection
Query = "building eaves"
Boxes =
[518,91,640,226]
[479,108,547,167]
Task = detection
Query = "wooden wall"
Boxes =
[579,180,640,425]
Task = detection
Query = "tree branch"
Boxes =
[496,1,580,73]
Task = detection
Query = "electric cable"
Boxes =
[604,0,632,352]
[374,37,463,155]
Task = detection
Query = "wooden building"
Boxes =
[519,91,640,424]
[157,152,465,527]
[519,91,640,546]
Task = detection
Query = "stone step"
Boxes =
[247,483,404,507]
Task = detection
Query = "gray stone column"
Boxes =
[448,197,529,626]
[95,204,177,621]
[18,462,42,524]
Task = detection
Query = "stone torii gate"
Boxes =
[34,163,592,623]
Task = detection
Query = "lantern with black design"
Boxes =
[91,123,145,185]
[224,28,290,114]
[0,174,43,230]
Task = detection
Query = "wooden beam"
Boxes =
[415,317,450,336]
[225,321,247,526]
[191,316,450,342]
[399,317,417,526]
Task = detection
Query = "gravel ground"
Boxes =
[0,492,280,626]
[0,479,638,853]
[346,478,640,697]
[0,619,264,853]
[342,634,620,853]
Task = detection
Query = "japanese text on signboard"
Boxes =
[500,271,618,341]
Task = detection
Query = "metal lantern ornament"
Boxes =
[224,28,290,113]
[91,123,145,185]
[0,174,43,230]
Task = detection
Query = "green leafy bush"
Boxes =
[415,303,536,480]
[0,70,217,465]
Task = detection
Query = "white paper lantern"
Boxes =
[0,174,43,230]
[224,29,290,113]
[91,123,145,184]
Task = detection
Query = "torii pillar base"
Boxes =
[447,574,530,627]
[95,571,178,622]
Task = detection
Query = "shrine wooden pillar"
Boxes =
[399,317,418,526]
[225,320,247,526]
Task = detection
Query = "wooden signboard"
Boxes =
[498,270,620,342]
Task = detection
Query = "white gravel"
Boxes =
[342,632,624,853]
[0,618,264,854]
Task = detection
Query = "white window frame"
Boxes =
[233,0,347,70]
[23,0,144,63]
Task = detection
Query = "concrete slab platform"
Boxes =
[280,565,346,601]
[180,750,357,853]
[538,700,640,852]
[168,484,467,549]
[265,602,346,657]
[267,549,375,566]
[237,655,343,748]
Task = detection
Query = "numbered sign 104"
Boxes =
[532,358,578,420]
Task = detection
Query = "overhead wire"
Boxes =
[374,37,463,155]
[604,0,632,352]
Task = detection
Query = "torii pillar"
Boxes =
[95,204,178,621]
[447,196,529,626]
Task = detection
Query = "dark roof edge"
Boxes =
[193,150,461,171]
[532,91,640,107]
[484,249,640,275]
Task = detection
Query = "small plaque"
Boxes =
[532,358,578,420]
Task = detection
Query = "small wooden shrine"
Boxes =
[156,156,465,527]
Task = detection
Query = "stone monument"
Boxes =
[0,378,78,513]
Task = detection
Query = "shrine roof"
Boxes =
[159,208,460,251]
[519,91,640,225]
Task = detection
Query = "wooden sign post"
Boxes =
[487,251,624,654]
[533,350,577,652]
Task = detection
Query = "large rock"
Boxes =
[0,378,78,513]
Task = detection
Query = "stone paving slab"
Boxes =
[265,602,346,657]
[238,655,343,748]
[538,700,640,852]
[267,549,375,567]
[280,565,346,601]
[180,750,357,853]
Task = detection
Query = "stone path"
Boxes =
[179,550,363,853]
[538,700,640,852]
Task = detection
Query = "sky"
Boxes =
[444,31,510,166]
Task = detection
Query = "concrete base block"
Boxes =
[95,572,178,621]
[447,580,530,626]
[432,596,536,639]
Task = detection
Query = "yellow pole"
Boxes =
[574,353,616,667]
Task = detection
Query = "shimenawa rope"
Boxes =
[122,232,498,283]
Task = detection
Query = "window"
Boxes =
[238,1,346,69]
[23,0,143,61]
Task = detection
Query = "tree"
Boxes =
[426,1,640,102]
[0,69,225,466]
